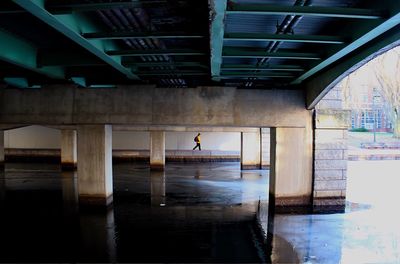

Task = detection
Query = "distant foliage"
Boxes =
[350,128,369,132]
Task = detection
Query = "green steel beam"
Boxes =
[221,64,304,71]
[82,31,204,40]
[209,0,227,81]
[71,77,87,87]
[221,72,294,78]
[224,33,345,44]
[138,72,208,76]
[46,1,170,14]
[292,11,400,85]
[123,61,208,69]
[13,0,139,80]
[107,49,206,56]
[226,4,383,19]
[3,77,29,88]
[222,47,321,60]
[0,29,65,79]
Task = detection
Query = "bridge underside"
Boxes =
[0,0,399,211]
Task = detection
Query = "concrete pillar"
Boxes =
[150,171,166,206]
[261,128,270,169]
[269,127,313,209]
[150,131,165,171]
[313,110,349,212]
[61,130,77,170]
[77,125,113,206]
[0,130,4,170]
[241,130,261,170]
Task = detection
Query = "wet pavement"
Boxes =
[1,160,400,263]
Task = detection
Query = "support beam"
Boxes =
[226,5,383,19]
[150,131,165,171]
[222,47,321,60]
[107,49,205,57]
[13,0,139,80]
[0,131,4,170]
[123,61,208,69]
[47,0,171,14]
[293,10,400,87]
[270,127,312,208]
[220,72,294,78]
[241,131,261,170]
[224,33,345,44]
[221,64,304,71]
[0,28,65,79]
[82,31,204,40]
[138,71,207,76]
[61,130,77,170]
[209,0,227,81]
[77,125,113,206]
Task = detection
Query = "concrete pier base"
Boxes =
[241,131,261,170]
[270,127,312,210]
[0,130,4,170]
[150,131,165,171]
[77,125,113,207]
[61,130,77,170]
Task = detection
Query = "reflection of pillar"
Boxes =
[61,130,77,170]
[150,170,166,206]
[241,130,261,170]
[0,130,4,170]
[0,171,5,208]
[61,171,78,215]
[150,131,165,171]
[79,207,116,262]
[77,125,113,206]
[270,127,312,208]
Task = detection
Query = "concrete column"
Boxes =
[241,130,261,170]
[261,128,270,169]
[270,127,313,209]
[0,130,4,170]
[61,130,77,170]
[150,131,165,171]
[150,171,166,206]
[77,125,113,206]
[313,110,349,212]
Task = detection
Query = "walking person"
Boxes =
[193,133,201,151]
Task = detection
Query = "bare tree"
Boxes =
[340,46,400,138]
[372,47,400,138]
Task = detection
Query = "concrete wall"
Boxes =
[4,125,241,151]
[0,85,311,128]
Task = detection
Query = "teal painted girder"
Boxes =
[221,72,294,78]
[210,0,227,81]
[83,31,204,40]
[47,0,171,14]
[13,0,139,80]
[222,47,321,60]
[3,77,29,88]
[124,62,208,69]
[293,10,400,85]
[107,49,205,56]
[224,33,345,44]
[226,4,383,19]
[221,64,304,71]
[0,29,65,79]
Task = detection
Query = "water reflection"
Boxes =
[150,170,166,206]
